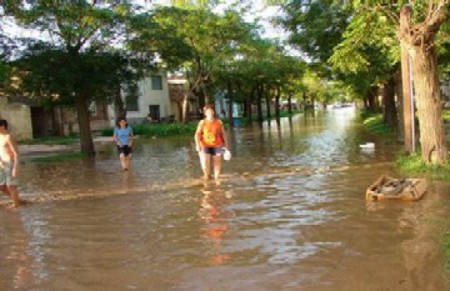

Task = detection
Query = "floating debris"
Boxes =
[366,175,427,201]
[359,142,375,150]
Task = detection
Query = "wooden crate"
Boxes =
[366,175,427,201]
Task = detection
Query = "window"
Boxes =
[151,75,163,90]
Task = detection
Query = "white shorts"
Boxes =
[0,160,16,186]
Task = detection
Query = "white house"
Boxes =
[107,73,176,126]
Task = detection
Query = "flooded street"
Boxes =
[1,108,450,290]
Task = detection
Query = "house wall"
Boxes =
[110,73,173,126]
[0,102,33,140]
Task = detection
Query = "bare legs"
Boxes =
[125,154,132,170]
[1,185,20,208]
[119,154,132,171]
[199,152,209,179]
[213,155,222,180]
[200,153,222,180]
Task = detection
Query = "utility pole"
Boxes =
[400,5,414,153]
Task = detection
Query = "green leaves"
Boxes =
[278,0,352,65]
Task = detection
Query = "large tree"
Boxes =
[277,0,351,74]
[328,8,400,127]
[279,0,450,164]
[2,1,137,155]
[350,1,449,164]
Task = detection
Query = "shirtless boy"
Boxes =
[0,119,20,208]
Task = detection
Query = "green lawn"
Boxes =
[360,111,394,134]
[32,152,87,163]
[19,135,79,145]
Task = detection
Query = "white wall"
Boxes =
[122,74,171,124]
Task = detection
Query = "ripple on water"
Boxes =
[2,110,449,290]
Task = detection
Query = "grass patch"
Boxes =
[101,122,198,137]
[395,152,450,180]
[32,152,87,163]
[20,136,79,145]
[443,109,450,122]
[360,111,394,134]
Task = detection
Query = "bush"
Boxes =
[101,122,198,137]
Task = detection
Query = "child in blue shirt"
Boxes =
[113,118,134,170]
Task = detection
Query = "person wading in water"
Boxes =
[194,105,230,180]
[113,118,134,171]
[0,119,20,209]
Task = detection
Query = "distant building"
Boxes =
[167,75,201,121]
[2,72,175,140]
[108,73,175,125]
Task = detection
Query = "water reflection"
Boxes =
[0,209,49,290]
[198,182,235,266]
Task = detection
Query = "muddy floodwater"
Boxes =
[1,108,450,290]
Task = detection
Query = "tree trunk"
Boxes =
[398,4,449,163]
[246,87,256,122]
[53,106,65,136]
[177,101,183,122]
[227,82,233,126]
[367,86,378,112]
[243,99,248,118]
[75,94,95,156]
[400,6,413,152]
[256,85,263,123]
[275,85,281,119]
[363,95,369,110]
[265,87,271,120]
[302,92,307,110]
[114,85,126,122]
[245,96,252,121]
[394,67,405,142]
[311,96,316,117]
[181,93,190,123]
[411,44,447,164]
[383,74,397,130]
[287,94,292,114]
[202,83,211,106]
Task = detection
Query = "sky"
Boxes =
[0,0,291,54]
[133,0,287,40]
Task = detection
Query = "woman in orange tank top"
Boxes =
[195,105,230,180]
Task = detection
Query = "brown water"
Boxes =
[1,108,450,290]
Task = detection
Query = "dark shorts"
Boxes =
[117,145,132,157]
[202,146,224,156]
